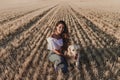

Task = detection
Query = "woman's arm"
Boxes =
[47,37,64,56]
[52,49,64,56]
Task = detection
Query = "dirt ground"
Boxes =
[0,0,120,80]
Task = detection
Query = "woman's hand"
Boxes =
[59,53,65,57]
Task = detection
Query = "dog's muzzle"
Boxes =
[75,54,78,60]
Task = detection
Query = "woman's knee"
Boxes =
[48,54,62,62]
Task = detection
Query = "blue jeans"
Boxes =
[48,51,68,73]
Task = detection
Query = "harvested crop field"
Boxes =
[0,0,120,80]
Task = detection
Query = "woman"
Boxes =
[46,20,70,73]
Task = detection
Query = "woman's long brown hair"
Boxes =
[52,20,70,51]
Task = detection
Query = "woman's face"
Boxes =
[56,24,64,35]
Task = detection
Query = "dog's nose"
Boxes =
[75,54,78,60]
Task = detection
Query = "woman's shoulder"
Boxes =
[46,34,55,41]
[46,36,53,41]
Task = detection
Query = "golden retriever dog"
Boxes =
[65,44,81,69]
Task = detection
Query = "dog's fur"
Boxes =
[65,44,81,68]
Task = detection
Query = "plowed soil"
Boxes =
[0,0,120,80]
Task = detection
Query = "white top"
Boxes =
[46,37,63,50]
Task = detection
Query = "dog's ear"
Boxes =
[68,45,71,52]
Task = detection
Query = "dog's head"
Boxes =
[68,44,80,59]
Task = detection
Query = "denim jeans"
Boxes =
[48,51,68,73]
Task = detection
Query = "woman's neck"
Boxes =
[52,32,62,39]
[55,32,60,36]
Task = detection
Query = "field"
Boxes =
[0,0,120,80]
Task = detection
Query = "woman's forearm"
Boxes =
[52,49,64,56]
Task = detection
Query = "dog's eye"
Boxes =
[72,49,75,51]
